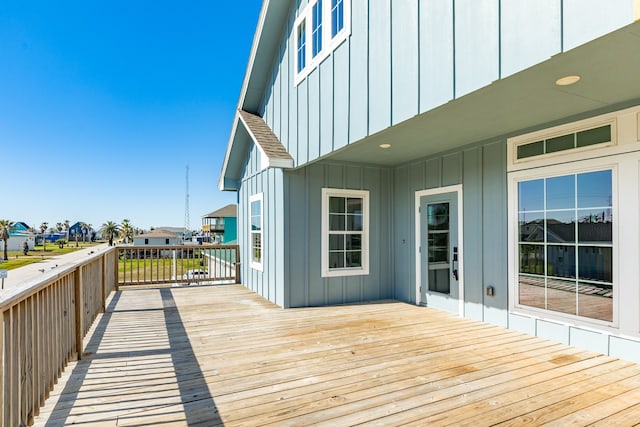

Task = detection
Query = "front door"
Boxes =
[419,189,462,314]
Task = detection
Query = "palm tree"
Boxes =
[64,220,70,240]
[56,222,64,233]
[40,222,48,252]
[80,223,89,243]
[0,220,14,261]
[100,221,121,246]
[121,219,133,244]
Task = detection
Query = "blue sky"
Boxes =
[0,1,263,231]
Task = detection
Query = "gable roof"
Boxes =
[136,230,180,239]
[203,204,237,219]
[218,1,294,191]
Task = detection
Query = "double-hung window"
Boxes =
[294,0,351,85]
[321,188,369,277]
[250,194,263,270]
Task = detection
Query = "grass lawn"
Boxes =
[118,257,203,283]
[0,241,103,271]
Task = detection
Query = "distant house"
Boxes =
[0,230,35,252]
[68,222,95,242]
[202,204,237,244]
[154,226,191,239]
[133,230,183,246]
[218,1,640,362]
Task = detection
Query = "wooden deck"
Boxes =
[33,285,640,426]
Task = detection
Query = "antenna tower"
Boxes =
[184,165,190,233]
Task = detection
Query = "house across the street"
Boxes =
[219,1,640,362]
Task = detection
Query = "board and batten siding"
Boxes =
[392,141,508,326]
[257,0,634,168]
[284,162,394,308]
[239,146,286,307]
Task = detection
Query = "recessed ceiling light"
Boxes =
[555,75,581,86]
[379,143,391,149]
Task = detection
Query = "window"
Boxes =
[331,0,344,37]
[144,238,149,245]
[322,188,369,277]
[294,0,351,85]
[312,0,323,57]
[250,194,263,270]
[516,170,613,322]
[165,238,169,245]
[515,124,613,160]
[297,19,306,73]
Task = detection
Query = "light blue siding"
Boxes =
[349,0,368,143]
[333,42,349,150]
[284,162,393,308]
[420,0,454,112]
[319,56,334,156]
[563,0,635,51]
[297,79,309,163]
[454,0,500,97]
[308,70,320,160]
[391,0,419,125]
[368,0,392,134]
[501,0,561,77]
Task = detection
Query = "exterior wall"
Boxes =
[222,217,237,243]
[0,235,35,252]
[284,161,394,308]
[392,141,508,326]
[239,145,286,306]
[258,0,634,168]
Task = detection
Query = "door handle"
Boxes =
[452,246,459,281]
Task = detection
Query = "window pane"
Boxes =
[519,244,544,275]
[519,213,544,242]
[346,251,361,267]
[329,196,345,213]
[578,282,612,321]
[251,200,261,216]
[346,234,361,250]
[518,275,546,309]
[428,233,449,263]
[428,269,450,294]
[329,251,344,268]
[312,0,323,57]
[577,125,611,147]
[546,175,575,210]
[347,214,362,231]
[547,245,575,279]
[427,203,449,230]
[578,208,612,243]
[329,213,345,231]
[518,179,544,211]
[297,21,306,72]
[578,246,612,282]
[547,277,577,316]
[251,216,261,231]
[577,170,611,208]
[329,234,344,251]
[517,141,544,159]
[545,211,575,243]
[332,0,343,37]
[346,198,362,214]
[546,134,574,153]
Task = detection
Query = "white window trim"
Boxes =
[294,0,351,86]
[249,193,263,271]
[321,188,369,277]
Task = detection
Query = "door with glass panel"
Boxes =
[420,191,460,313]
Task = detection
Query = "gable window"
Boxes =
[331,0,344,37]
[321,188,369,277]
[297,20,306,73]
[312,0,323,57]
[250,193,263,270]
[165,238,169,245]
[294,0,351,85]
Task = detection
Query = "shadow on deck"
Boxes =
[34,284,640,426]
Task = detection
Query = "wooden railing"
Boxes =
[0,247,118,427]
[117,245,240,286]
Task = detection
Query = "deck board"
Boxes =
[32,285,640,426]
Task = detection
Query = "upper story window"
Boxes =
[297,20,306,73]
[250,193,263,271]
[331,0,344,37]
[312,0,323,57]
[294,0,350,85]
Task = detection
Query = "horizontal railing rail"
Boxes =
[116,244,240,287]
[0,247,118,427]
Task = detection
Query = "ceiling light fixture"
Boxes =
[555,75,581,86]
[379,143,391,149]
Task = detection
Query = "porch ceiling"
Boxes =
[328,22,640,167]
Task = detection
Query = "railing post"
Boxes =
[0,308,4,427]
[74,267,84,361]
[235,246,240,284]
[101,255,106,313]
[114,248,119,291]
